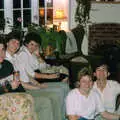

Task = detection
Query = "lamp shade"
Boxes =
[54,9,65,19]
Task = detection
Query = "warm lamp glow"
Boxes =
[54,9,67,31]
[39,9,44,17]
[55,9,64,19]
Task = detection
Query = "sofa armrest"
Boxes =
[0,93,37,120]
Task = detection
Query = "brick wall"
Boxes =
[88,23,120,54]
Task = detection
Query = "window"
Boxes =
[47,0,53,25]
[1,0,54,32]
[13,0,31,28]
[39,0,53,25]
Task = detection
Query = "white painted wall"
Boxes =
[69,0,120,55]
[90,3,120,23]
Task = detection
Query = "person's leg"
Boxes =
[26,90,54,120]
[46,82,70,120]
[46,82,70,97]
[34,96,54,120]
[38,91,62,120]
[27,89,63,120]
[38,82,70,120]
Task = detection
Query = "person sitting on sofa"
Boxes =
[5,31,47,89]
[0,35,37,120]
[66,67,120,120]
[4,31,62,120]
[7,31,69,120]
[16,32,61,88]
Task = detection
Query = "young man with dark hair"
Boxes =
[16,32,70,120]
[93,61,120,119]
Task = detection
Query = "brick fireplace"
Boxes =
[88,23,120,54]
[88,23,120,81]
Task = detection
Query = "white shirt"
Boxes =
[5,51,18,71]
[66,88,105,119]
[93,80,120,113]
[16,46,47,83]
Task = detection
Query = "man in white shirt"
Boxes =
[16,32,69,120]
[5,31,21,70]
[93,61,120,119]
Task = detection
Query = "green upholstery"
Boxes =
[26,82,70,120]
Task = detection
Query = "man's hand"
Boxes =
[11,80,20,89]
[39,83,48,89]
[48,73,60,79]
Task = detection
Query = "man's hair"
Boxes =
[24,32,41,45]
[6,31,22,46]
[92,59,109,72]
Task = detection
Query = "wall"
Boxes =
[69,1,120,55]
[53,0,69,31]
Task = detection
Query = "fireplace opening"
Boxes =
[88,23,120,82]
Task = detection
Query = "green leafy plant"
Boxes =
[73,0,91,55]
[75,0,91,27]
[27,23,65,55]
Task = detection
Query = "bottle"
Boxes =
[13,71,20,81]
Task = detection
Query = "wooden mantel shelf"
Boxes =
[92,1,120,4]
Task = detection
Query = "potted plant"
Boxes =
[73,0,91,55]
[75,0,91,27]
[27,23,65,57]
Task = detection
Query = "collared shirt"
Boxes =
[93,80,120,113]
[5,51,18,71]
[66,88,105,119]
[16,46,47,83]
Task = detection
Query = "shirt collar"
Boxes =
[21,45,32,56]
[5,51,13,61]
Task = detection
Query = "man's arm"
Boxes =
[35,72,59,79]
[21,81,40,90]
[29,76,48,88]
[67,115,80,120]
[101,111,120,120]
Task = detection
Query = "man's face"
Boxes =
[79,75,93,93]
[94,65,109,80]
[7,39,20,54]
[26,40,39,54]
[0,44,5,63]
